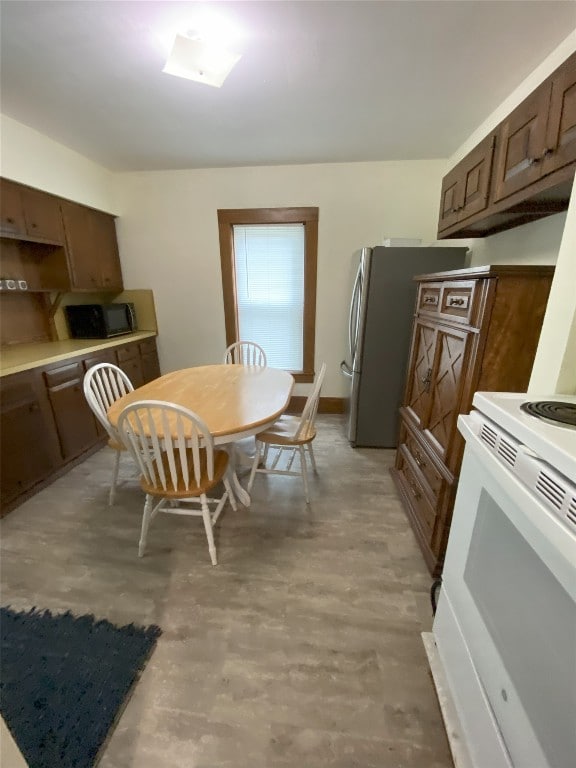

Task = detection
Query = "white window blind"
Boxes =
[233,223,305,370]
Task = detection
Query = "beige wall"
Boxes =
[442,31,576,394]
[529,189,576,394]
[0,113,116,212]
[115,160,448,396]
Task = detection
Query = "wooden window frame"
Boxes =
[217,207,318,383]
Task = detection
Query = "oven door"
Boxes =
[435,416,576,768]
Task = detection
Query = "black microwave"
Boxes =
[64,303,138,339]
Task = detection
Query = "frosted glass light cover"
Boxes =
[163,34,241,88]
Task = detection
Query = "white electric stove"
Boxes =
[472,391,576,481]
[428,391,576,768]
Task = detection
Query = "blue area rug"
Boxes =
[0,606,161,768]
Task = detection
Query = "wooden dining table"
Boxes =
[107,364,294,506]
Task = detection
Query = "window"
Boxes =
[217,207,318,382]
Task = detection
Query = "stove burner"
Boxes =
[520,400,576,428]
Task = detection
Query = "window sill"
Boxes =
[291,371,314,384]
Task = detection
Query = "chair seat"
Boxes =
[141,448,229,498]
[256,415,316,446]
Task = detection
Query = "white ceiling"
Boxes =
[1,1,575,172]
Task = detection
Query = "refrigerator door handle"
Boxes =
[349,265,362,361]
[340,360,353,378]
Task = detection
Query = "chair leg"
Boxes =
[201,495,217,565]
[307,442,318,474]
[286,447,297,471]
[247,441,262,492]
[109,449,121,506]
[138,495,154,557]
[262,443,270,467]
[299,445,310,504]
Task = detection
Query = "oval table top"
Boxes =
[107,364,294,442]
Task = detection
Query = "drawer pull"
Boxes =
[423,295,438,306]
[408,480,422,500]
[447,295,469,309]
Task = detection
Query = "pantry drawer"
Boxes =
[396,447,436,538]
[116,343,140,363]
[43,361,83,388]
[438,281,476,325]
[139,338,157,356]
[417,283,441,314]
[399,422,444,502]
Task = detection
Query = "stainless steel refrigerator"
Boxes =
[341,246,468,447]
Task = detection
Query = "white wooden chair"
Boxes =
[83,363,134,505]
[117,400,237,565]
[247,363,327,503]
[223,341,267,366]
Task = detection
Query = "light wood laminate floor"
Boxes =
[0,416,452,768]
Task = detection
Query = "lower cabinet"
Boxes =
[0,336,160,515]
[391,266,554,576]
[116,343,144,388]
[140,338,161,383]
[0,370,61,508]
[44,361,99,461]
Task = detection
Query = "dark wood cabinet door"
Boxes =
[117,357,144,389]
[0,178,26,235]
[404,320,437,429]
[0,371,60,508]
[425,326,470,460]
[44,362,99,460]
[92,210,123,291]
[141,351,161,384]
[140,339,160,383]
[493,81,552,202]
[438,171,462,232]
[460,135,495,220]
[21,188,64,242]
[61,201,101,289]
[542,53,576,176]
[61,203,122,290]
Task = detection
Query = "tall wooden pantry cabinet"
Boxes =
[391,265,554,576]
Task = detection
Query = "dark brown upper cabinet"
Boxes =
[60,201,123,291]
[0,178,65,243]
[542,55,576,176]
[493,81,552,202]
[438,135,495,231]
[1,179,123,292]
[438,52,576,239]
[0,178,27,235]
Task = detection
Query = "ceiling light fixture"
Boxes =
[162,31,241,88]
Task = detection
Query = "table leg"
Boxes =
[232,471,251,507]
[227,444,251,507]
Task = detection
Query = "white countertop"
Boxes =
[0,332,157,377]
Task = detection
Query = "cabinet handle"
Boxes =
[408,480,422,500]
[447,295,469,309]
[414,450,427,469]
[527,156,541,166]
[6,217,14,224]
[423,295,438,306]
[541,148,554,160]
[31,222,37,228]
[420,367,432,392]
